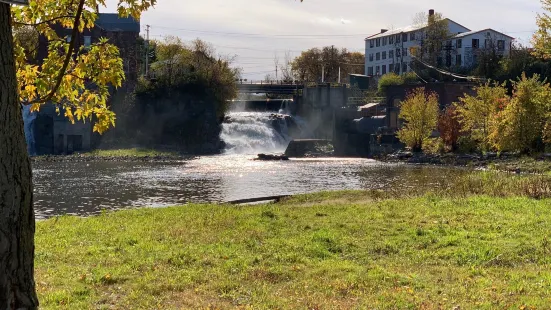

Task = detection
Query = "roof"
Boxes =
[366,24,425,40]
[365,18,471,40]
[96,13,140,32]
[453,28,514,39]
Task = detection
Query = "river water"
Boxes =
[32,156,466,219]
[32,111,465,219]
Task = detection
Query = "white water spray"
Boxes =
[221,112,292,154]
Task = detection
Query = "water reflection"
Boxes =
[32,155,467,219]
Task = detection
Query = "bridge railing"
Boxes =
[236,80,350,87]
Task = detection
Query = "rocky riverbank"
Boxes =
[379,151,551,174]
[31,148,195,162]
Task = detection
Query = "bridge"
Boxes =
[237,81,304,94]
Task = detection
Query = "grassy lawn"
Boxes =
[36,190,551,309]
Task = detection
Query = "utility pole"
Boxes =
[322,65,325,83]
[145,24,150,77]
[338,66,341,84]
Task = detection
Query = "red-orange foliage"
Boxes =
[438,105,462,151]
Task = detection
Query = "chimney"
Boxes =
[381,29,388,34]
[429,9,435,16]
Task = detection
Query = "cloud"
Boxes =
[312,17,352,26]
[101,0,542,79]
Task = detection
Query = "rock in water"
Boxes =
[284,139,334,158]
[255,153,289,161]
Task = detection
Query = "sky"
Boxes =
[105,0,544,80]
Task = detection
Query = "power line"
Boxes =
[149,25,368,39]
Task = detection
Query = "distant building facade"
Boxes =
[364,10,513,76]
[26,13,140,155]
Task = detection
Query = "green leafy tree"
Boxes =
[533,0,551,59]
[377,72,419,94]
[397,88,440,151]
[489,73,551,152]
[146,37,239,117]
[0,1,154,308]
[455,82,509,151]
[291,46,364,83]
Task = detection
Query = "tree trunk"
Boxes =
[0,3,38,309]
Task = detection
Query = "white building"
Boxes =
[364,10,514,76]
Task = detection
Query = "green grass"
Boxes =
[84,148,179,158]
[36,189,551,309]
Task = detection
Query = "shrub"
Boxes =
[438,105,461,151]
[422,137,445,154]
[489,73,551,153]
[377,72,419,95]
[402,72,419,84]
[457,136,478,153]
[455,81,509,151]
[377,73,403,94]
[397,88,440,151]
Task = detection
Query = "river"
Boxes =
[32,111,465,219]
[32,155,466,219]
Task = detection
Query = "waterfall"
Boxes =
[22,105,37,156]
[221,112,292,154]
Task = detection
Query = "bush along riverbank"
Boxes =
[381,151,551,174]
[389,74,551,174]
[35,171,551,309]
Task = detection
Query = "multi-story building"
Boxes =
[26,13,141,155]
[364,10,513,76]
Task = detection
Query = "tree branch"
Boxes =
[30,0,85,105]
[14,15,77,26]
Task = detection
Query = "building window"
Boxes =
[369,54,374,62]
[472,39,479,49]
[396,48,401,57]
[402,48,407,57]
[376,52,380,61]
[402,62,408,73]
[376,38,381,47]
[410,32,416,41]
[389,35,394,44]
[389,63,394,73]
[456,39,462,48]
[84,36,91,48]
[389,50,394,59]
[382,51,387,60]
[383,37,388,46]
[376,66,380,75]
[498,40,505,51]
[456,54,462,66]
[382,64,387,74]
[368,67,374,75]
[485,39,491,48]
[370,40,375,48]
[396,34,401,43]
[402,33,408,42]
